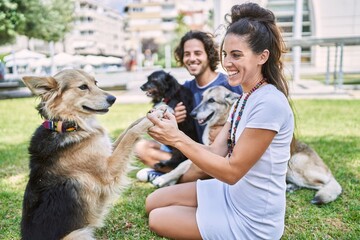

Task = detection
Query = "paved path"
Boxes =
[1,68,359,101]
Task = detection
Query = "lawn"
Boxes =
[0,97,359,239]
[301,73,360,85]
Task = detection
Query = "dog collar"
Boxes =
[42,120,78,133]
[162,98,170,104]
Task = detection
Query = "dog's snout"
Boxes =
[107,95,116,105]
[190,110,197,119]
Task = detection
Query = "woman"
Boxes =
[146,2,294,239]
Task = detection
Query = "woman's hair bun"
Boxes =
[228,3,275,25]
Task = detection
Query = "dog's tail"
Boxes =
[311,176,342,205]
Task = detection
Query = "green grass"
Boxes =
[301,73,360,85]
[0,98,359,239]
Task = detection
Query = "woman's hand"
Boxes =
[174,102,187,123]
[147,110,179,146]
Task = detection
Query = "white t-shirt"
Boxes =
[196,84,294,240]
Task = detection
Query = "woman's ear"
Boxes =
[258,49,270,65]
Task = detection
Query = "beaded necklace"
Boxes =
[227,78,266,157]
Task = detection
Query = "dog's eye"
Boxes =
[208,98,215,103]
[94,81,98,86]
[79,84,89,90]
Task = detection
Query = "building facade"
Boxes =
[67,0,125,57]
[214,0,360,74]
[123,0,213,48]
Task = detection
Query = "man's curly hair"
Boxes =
[174,31,219,72]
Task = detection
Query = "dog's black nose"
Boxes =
[190,110,197,118]
[107,95,116,105]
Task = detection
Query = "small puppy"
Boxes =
[21,69,164,239]
[140,70,199,172]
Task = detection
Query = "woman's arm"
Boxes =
[147,111,276,184]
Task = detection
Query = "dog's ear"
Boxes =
[22,76,58,96]
[164,72,178,91]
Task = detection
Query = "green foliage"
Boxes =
[175,13,188,39]
[208,9,214,30]
[0,0,74,46]
[154,44,178,68]
[0,98,359,239]
[22,0,74,42]
[0,0,26,45]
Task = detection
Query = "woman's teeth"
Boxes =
[228,71,239,76]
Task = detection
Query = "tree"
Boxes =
[0,0,26,45]
[0,0,74,46]
[175,13,188,39]
[22,0,74,43]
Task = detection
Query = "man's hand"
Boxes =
[174,102,187,123]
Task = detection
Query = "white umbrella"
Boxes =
[85,55,107,66]
[4,49,45,62]
[5,59,29,67]
[53,53,85,67]
[29,58,51,68]
[103,56,123,64]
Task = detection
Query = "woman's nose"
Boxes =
[223,56,232,66]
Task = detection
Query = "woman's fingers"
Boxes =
[147,110,163,125]
[164,110,176,122]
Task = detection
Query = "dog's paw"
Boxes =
[151,176,166,187]
[310,196,325,205]
[150,105,168,117]
[286,183,301,193]
[152,176,177,188]
[139,106,167,129]
[131,107,166,133]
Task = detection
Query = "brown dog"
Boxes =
[21,69,164,239]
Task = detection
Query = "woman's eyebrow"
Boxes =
[230,50,243,54]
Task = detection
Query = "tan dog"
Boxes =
[152,86,342,204]
[287,140,342,204]
[21,69,164,239]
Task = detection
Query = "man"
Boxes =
[135,30,242,183]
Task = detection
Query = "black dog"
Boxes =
[141,70,199,172]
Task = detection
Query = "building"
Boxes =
[68,0,125,57]
[176,0,214,32]
[214,0,360,76]
[123,0,213,48]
